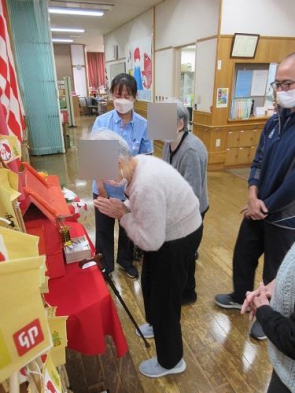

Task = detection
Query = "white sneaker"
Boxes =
[139,356,186,378]
[136,323,154,339]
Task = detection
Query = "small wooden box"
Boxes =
[64,236,91,264]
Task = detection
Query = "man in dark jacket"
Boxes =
[215,52,295,340]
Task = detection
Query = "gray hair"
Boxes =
[89,127,130,159]
[163,97,190,131]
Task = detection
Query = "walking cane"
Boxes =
[79,253,150,348]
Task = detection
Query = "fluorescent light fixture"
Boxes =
[49,7,104,16]
[51,28,85,33]
[52,38,74,43]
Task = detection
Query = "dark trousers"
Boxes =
[183,223,203,299]
[268,369,291,392]
[94,194,134,274]
[232,218,295,304]
[184,212,206,298]
[141,227,202,369]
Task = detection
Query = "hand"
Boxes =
[252,286,270,309]
[240,204,249,218]
[241,282,271,321]
[241,285,262,321]
[246,197,268,220]
[94,197,128,219]
[96,180,108,199]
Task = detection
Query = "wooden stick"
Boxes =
[9,372,19,393]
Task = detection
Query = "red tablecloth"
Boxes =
[44,222,128,357]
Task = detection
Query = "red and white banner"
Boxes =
[0,0,25,171]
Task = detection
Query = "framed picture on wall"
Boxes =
[230,33,260,59]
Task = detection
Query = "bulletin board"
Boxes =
[230,62,276,119]
[110,62,126,82]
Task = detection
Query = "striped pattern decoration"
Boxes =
[0,0,25,146]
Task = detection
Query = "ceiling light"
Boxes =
[52,38,74,43]
[49,7,104,16]
[51,28,85,33]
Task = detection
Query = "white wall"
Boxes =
[195,38,217,112]
[154,0,219,100]
[70,44,87,97]
[155,0,219,49]
[103,0,220,102]
[104,9,153,62]
[103,0,295,107]
[104,9,153,92]
[155,49,174,99]
[221,0,295,36]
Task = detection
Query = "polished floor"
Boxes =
[30,116,271,393]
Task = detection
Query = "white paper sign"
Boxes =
[251,70,268,96]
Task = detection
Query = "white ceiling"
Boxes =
[49,0,163,52]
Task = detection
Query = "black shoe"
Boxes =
[214,293,243,309]
[133,246,144,261]
[181,292,197,305]
[250,320,267,340]
[119,264,139,279]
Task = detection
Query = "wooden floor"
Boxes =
[30,116,272,393]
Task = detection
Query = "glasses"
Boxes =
[271,80,295,91]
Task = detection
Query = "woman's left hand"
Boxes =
[94,197,128,219]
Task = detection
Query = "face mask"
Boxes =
[276,90,295,109]
[114,98,134,114]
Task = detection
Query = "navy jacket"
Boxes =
[248,108,295,229]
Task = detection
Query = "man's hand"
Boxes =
[246,197,268,220]
[243,185,268,220]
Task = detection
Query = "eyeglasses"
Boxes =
[271,80,295,91]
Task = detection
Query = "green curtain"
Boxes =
[6,0,64,155]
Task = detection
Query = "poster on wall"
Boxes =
[216,88,229,108]
[125,37,152,101]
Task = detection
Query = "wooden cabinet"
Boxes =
[193,117,265,170]
[225,125,263,167]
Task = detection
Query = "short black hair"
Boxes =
[110,73,137,98]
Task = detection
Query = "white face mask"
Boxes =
[276,89,295,109]
[114,98,134,114]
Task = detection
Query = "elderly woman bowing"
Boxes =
[93,129,203,378]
